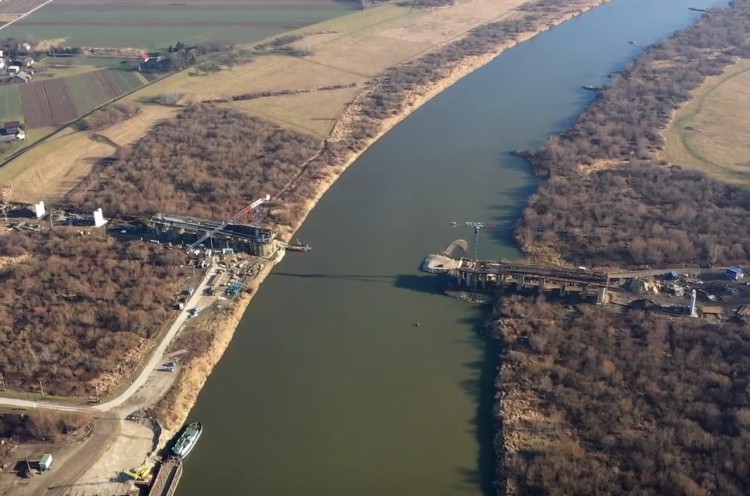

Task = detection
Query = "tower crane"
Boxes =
[189,194,270,249]
[451,221,499,261]
[451,221,606,261]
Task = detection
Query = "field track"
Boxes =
[0,0,50,14]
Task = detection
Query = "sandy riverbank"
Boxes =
[153,0,613,448]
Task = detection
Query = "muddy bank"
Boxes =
[154,0,613,449]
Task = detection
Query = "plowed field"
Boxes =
[0,0,49,14]
[19,69,145,127]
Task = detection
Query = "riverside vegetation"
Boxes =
[0,0,602,399]
[497,1,750,494]
[515,0,750,266]
[0,0,613,469]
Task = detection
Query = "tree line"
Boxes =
[515,0,750,267]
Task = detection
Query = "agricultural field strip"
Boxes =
[17,69,146,128]
[0,85,22,121]
[0,0,54,28]
[1,0,534,202]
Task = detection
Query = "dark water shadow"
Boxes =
[453,311,502,495]
[272,271,446,295]
[393,273,445,295]
[272,271,393,284]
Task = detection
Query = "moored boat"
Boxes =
[171,421,202,459]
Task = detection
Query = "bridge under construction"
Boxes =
[438,257,611,304]
[149,212,279,258]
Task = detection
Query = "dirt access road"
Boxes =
[0,260,215,414]
[0,262,216,495]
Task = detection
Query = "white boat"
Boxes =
[171,421,202,459]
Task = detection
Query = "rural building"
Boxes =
[3,121,20,134]
[0,121,24,142]
[0,59,5,70]
[726,266,744,280]
[10,71,32,84]
[19,42,31,53]
[12,56,34,67]
[139,52,170,72]
[7,65,19,74]
[699,306,724,319]
[38,453,53,472]
[0,49,4,57]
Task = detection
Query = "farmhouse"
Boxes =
[12,56,34,67]
[3,121,21,134]
[139,52,170,72]
[0,121,25,143]
[10,71,32,84]
[0,59,4,70]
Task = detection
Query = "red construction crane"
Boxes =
[189,194,270,249]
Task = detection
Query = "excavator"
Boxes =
[123,463,152,481]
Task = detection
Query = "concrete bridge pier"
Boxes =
[516,275,525,290]
[559,283,566,297]
[538,278,545,294]
[596,287,608,305]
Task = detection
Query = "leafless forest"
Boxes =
[71,104,320,222]
[496,297,750,496]
[0,230,188,396]
[515,0,750,266]
[496,1,750,495]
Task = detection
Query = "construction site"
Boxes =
[423,223,750,320]
[0,192,312,496]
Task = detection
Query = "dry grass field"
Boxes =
[2,0,542,201]
[228,85,361,137]
[0,127,111,203]
[0,105,177,203]
[661,58,750,185]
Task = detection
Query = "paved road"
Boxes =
[0,261,215,414]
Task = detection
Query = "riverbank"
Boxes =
[152,0,615,446]
[498,0,750,493]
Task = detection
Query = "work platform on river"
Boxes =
[147,459,182,496]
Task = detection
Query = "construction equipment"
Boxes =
[189,195,270,249]
[450,221,499,261]
[124,463,152,481]
[450,221,610,261]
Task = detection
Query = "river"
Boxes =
[177,1,726,494]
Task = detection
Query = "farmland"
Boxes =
[0,0,546,204]
[1,0,361,49]
[0,0,49,15]
[661,58,750,186]
[0,85,22,121]
[18,69,145,128]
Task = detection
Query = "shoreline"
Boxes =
[153,0,613,448]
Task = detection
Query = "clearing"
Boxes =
[661,58,750,185]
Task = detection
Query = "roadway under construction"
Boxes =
[435,257,611,305]
[148,212,279,258]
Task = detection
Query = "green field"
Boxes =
[1,4,360,49]
[42,56,134,68]
[0,85,22,122]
